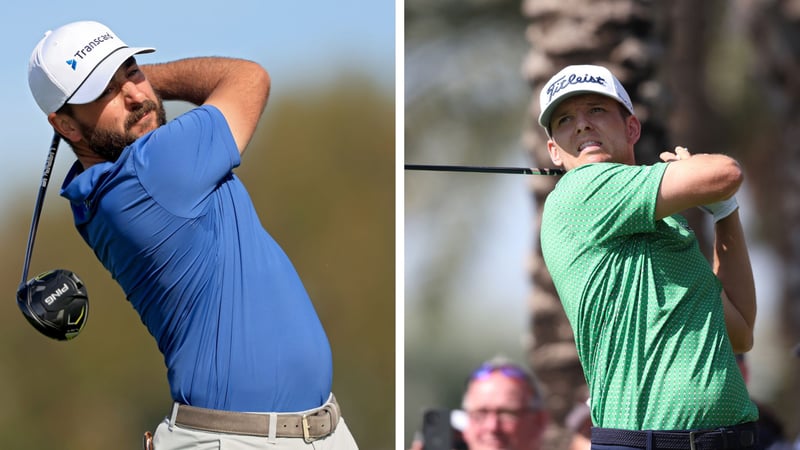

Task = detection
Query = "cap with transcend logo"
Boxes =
[28,20,155,114]
[538,64,634,134]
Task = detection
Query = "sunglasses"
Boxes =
[468,362,544,410]
[469,363,532,382]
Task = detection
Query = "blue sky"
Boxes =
[2,1,395,210]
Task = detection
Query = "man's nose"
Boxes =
[574,112,592,132]
[482,413,502,430]
[122,81,147,105]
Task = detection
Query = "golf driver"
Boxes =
[405,163,565,176]
[16,133,88,341]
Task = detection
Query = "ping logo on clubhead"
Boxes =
[44,283,70,306]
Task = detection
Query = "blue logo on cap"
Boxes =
[66,59,77,70]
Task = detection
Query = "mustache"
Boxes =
[125,100,159,130]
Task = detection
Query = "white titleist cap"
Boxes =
[28,21,155,114]
[538,64,634,133]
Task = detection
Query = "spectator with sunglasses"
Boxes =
[461,357,549,450]
[410,356,550,450]
[411,356,549,450]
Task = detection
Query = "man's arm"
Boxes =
[141,57,270,154]
[655,147,743,221]
[657,147,756,352]
[715,211,757,352]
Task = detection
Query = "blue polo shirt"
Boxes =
[60,105,333,412]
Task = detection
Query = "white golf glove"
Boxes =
[699,196,739,222]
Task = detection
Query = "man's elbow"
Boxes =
[719,158,744,199]
[246,61,271,105]
[255,63,271,93]
[730,332,754,354]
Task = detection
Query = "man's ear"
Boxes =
[626,115,642,145]
[47,112,82,142]
[546,139,563,167]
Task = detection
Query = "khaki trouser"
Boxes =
[149,415,358,450]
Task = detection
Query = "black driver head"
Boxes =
[17,269,89,341]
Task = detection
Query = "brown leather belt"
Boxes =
[174,394,340,442]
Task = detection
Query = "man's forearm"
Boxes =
[714,210,757,350]
[141,57,264,105]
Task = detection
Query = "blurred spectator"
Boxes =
[410,356,549,450]
[409,410,467,450]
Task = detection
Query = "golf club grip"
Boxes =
[405,164,565,176]
[20,133,61,285]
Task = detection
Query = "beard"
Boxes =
[81,97,167,162]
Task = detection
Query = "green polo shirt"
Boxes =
[540,162,757,430]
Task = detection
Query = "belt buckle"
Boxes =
[301,415,312,443]
[739,429,755,447]
[302,402,335,443]
[689,429,716,450]
[689,430,700,450]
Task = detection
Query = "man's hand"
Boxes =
[659,145,692,163]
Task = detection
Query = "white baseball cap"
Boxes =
[28,21,155,114]
[538,64,634,134]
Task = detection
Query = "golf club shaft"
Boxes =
[20,133,61,285]
[405,164,565,176]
